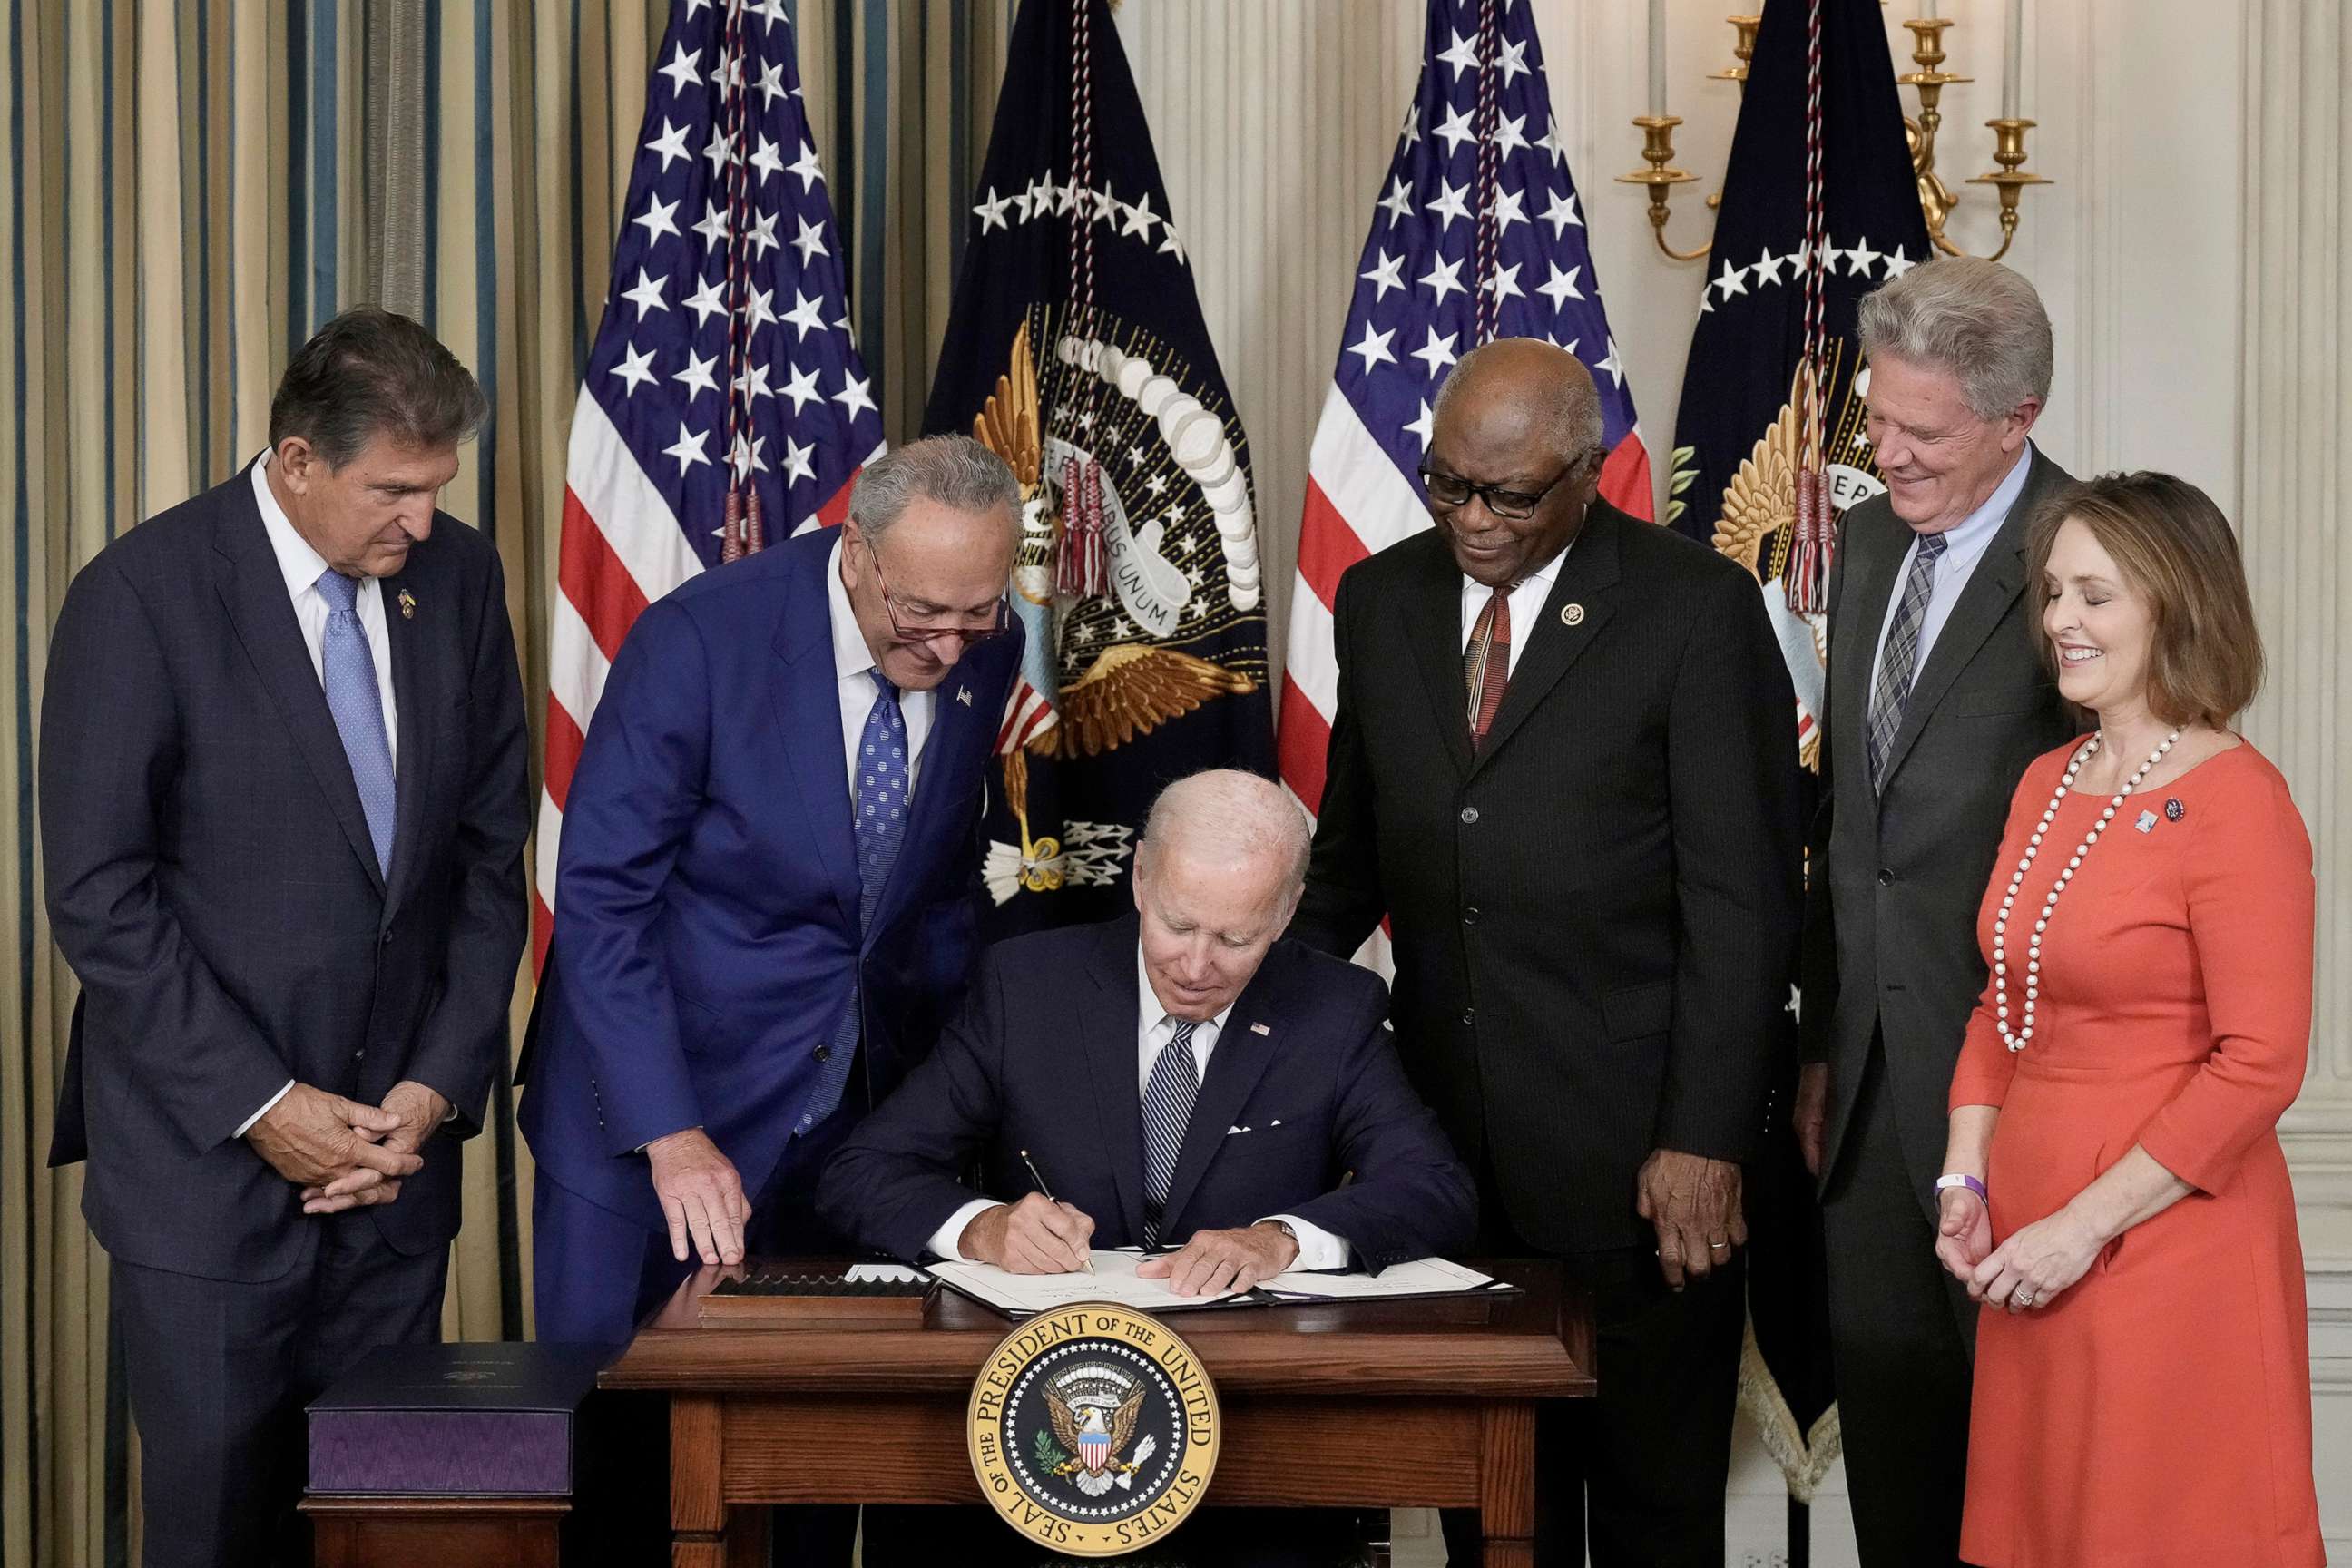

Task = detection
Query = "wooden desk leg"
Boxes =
[673,1396,726,1568]
[1479,1399,1538,1568]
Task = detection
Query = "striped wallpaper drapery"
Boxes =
[0,5,998,1563]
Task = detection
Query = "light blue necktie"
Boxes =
[801,671,911,1133]
[315,570,396,876]
[1142,1019,1200,1247]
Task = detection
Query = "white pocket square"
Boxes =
[1227,1124,1253,1136]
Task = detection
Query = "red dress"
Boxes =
[1949,742,2323,1568]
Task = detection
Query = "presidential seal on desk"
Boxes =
[968,1304,1221,1556]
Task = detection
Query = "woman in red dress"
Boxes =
[1934,472,2324,1568]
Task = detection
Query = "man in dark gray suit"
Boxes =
[42,309,530,1567]
[1792,258,2076,1567]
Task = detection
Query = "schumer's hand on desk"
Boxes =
[963,1194,1095,1274]
[1933,1184,1994,1284]
[302,1081,449,1214]
[249,1083,419,1191]
[1794,1063,1829,1178]
[1137,1222,1298,1297]
[646,1128,748,1266]
[1637,1148,1747,1290]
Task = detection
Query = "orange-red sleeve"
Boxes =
[2136,764,2316,1193]
[1948,757,2063,1112]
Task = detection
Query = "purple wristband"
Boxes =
[1935,1173,1988,1205]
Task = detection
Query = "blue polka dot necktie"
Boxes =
[1141,1019,1200,1248]
[315,570,396,877]
[804,671,910,1132]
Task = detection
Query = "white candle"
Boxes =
[1649,0,1668,118]
[2002,0,2024,118]
[1921,0,1937,19]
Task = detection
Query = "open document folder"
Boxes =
[926,1250,1512,1319]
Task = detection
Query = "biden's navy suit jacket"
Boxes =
[818,913,1478,1270]
[520,525,1023,1235]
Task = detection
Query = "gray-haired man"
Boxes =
[1793,258,2077,1566]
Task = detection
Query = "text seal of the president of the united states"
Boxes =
[968,1303,1221,1557]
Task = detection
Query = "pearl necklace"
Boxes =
[1992,728,2180,1053]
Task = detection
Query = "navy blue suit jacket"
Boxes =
[520,526,1023,1230]
[41,460,530,1281]
[818,915,1478,1270]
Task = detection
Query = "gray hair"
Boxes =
[848,434,1021,548]
[1140,769,1311,892]
[1857,257,2053,422]
[1432,337,1605,466]
[269,306,487,466]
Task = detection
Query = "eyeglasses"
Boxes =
[1417,456,1591,521]
[862,539,1012,645]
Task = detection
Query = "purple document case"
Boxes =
[307,1342,603,1496]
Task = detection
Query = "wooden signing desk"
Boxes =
[601,1258,1592,1567]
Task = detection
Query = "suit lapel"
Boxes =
[770,541,861,930]
[865,651,991,945]
[1876,451,2053,790]
[213,471,386,896]
[1468,501,1625,773]
[379,565,431,916]
[1402,552,1476,781]
[1081,920,1150,1244]
[1157,963,1284,1238]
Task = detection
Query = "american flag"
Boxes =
[1276,0,1652,825]
[538,0,880,966]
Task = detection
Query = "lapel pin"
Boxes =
[1250,1022,1270,1036]
[1560,602,1585,626]
[397,588,417,620]
[956,685,972,707]
[2135,808,2158,834]
[2165,799,2185,821]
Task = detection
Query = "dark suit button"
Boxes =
[815,1044,832,1062]
[1463,906,1480,926]
[1877,868,1895,887]
[379,926,394,946]
[354,1049,366,1061]
[1461,1008,1475,1026]
[1459,805,1480,825]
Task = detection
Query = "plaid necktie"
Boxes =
[1141,1018,1200,1247]
[315,570,396,876]
[1464,585,1512,749]
[1866,531,1952,790]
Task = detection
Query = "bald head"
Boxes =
[1132,771,1310,1021]
[1426,338,1607,587]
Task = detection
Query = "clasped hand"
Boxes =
[247,1080,445,1214]
[1636,1147,1746,1289]
[1935,1188,2104,1312]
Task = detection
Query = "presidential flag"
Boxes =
[1668,0,1931,1512]
[925,0,1273,932]
[538,0,879,966]
[1277,0,1652,834]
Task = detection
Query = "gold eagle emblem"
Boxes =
[1714,393,1801,582]
[1049,643,1259,760]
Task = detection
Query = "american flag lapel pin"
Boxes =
[1250,1022,1270,1036]
[397,588,416,620]
[956,685,972,707]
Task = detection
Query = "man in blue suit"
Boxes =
[820,768,1475,1289]
[522,434,1024,1346]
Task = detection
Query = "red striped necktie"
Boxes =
[1464,584,1512,749]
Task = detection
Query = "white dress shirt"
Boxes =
[1458,536,1572,680]
[1867,444,2033,695]
[924,948,1349,1269]
[238,453,407,1140]
[827,535,935,799]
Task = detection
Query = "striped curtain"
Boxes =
[0,3,1001,1563]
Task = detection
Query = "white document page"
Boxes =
[927,1250,1246,1317]
[1255,1256,1500,1299]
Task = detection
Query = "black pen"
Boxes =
[1018,1149,1096,1275]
